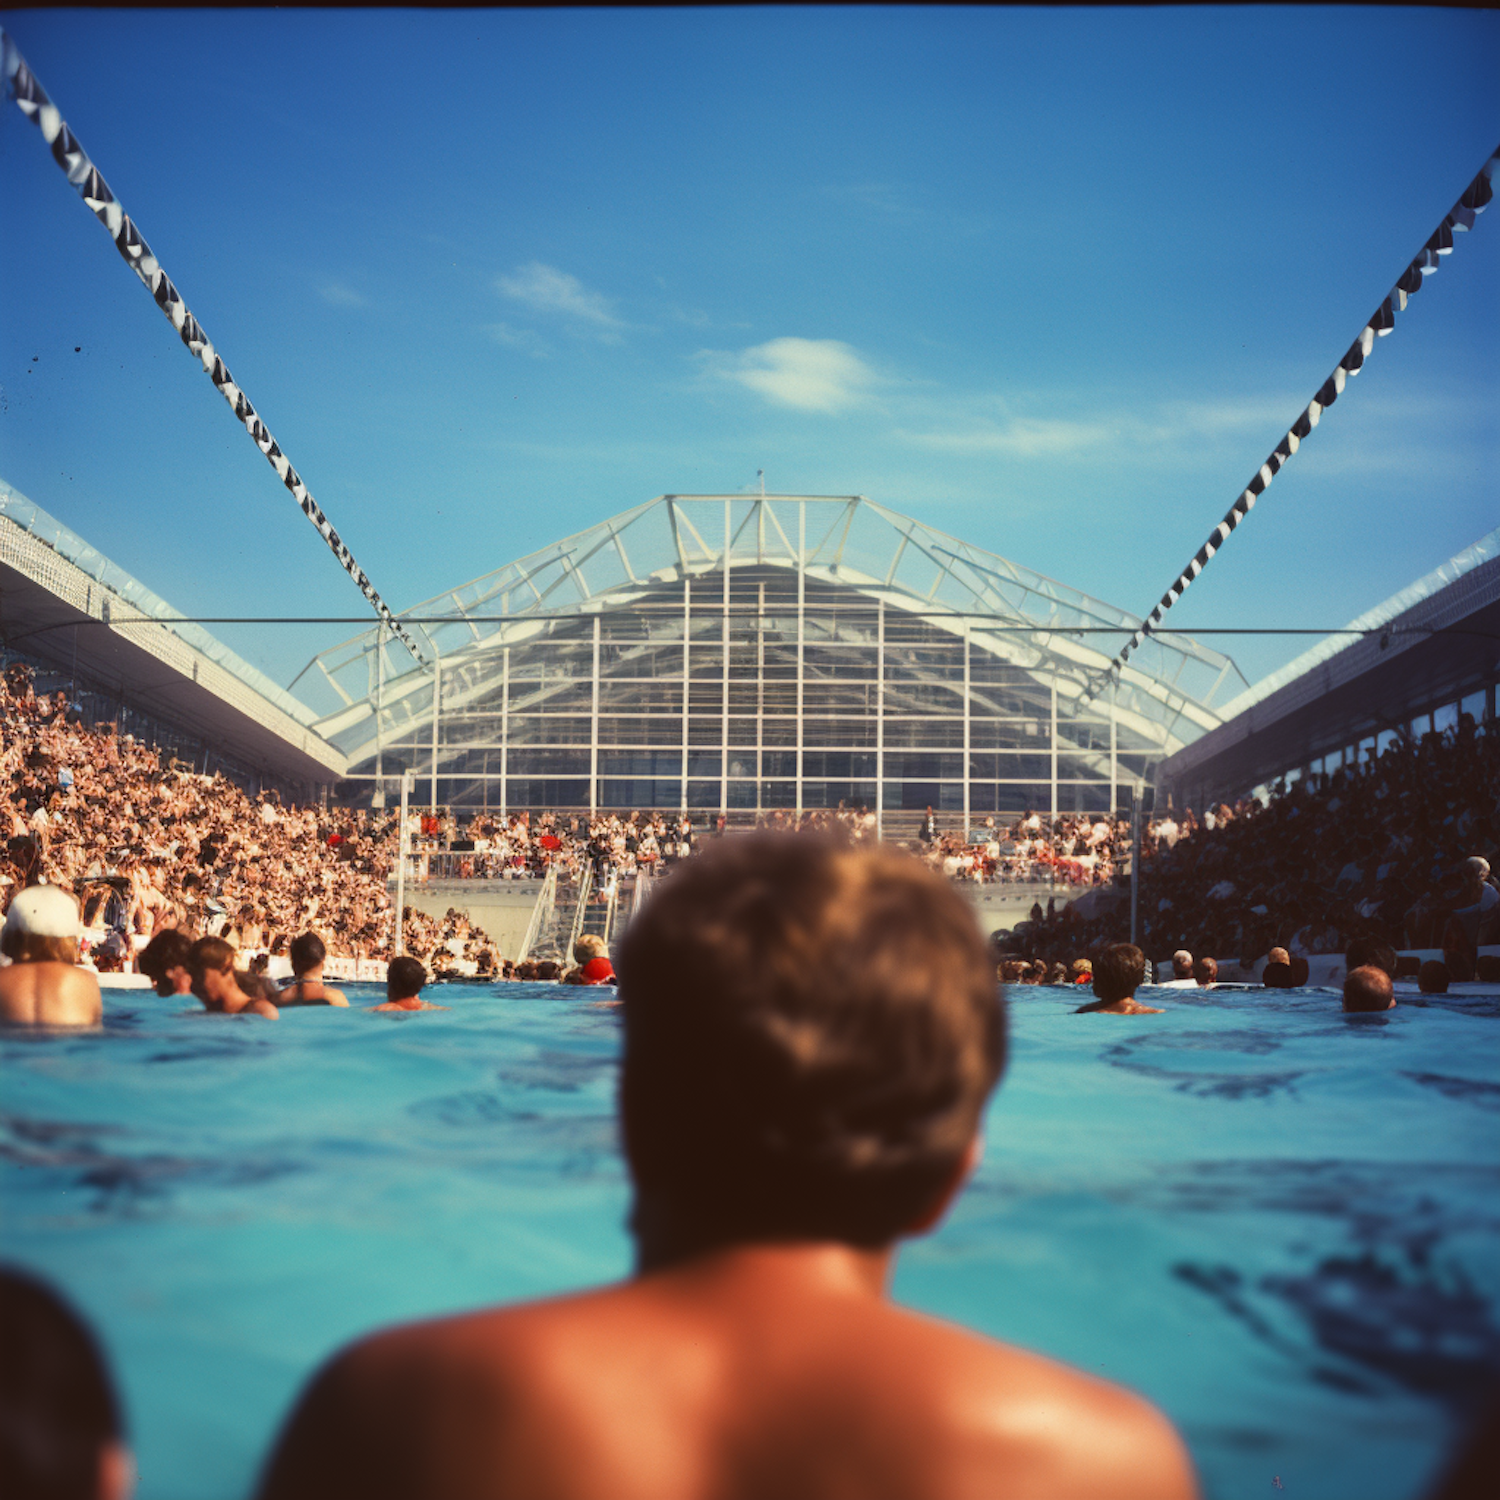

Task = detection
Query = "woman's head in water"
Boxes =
[617,834,1006,1252]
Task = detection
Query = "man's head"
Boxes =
[289,932,326,977]
[1462,855,1490,895]
[1266,947,1291,968]
[616,835,1005,1253]
[0,1265,131,1500]
[1090,944,1146,1005]
[1171,950,1193,980]
[0,884,80,965]
[137,928,193,997]
[1343,965,1395,1013]
[573,933,608,966]
[387,955,426,1003]
[187,936,236,1006]
[1192,956,1218,987]
[1417,960,1450,995]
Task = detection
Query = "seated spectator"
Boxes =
[371,956,445,1013]
[279,933,349,1007]
[137,928,194,998]
[1075,943,1163,1014]
[1343,965,1395,1013]
[256,835,1194,1500]
[1262,962,1295,989]
[1069,957,1092,985]
[1170,950,1193,980]
[1192,956,1218,988]
[1417,960,1450,995]
[188,936,277,1019]
[0,1265,134,1500]
[0,885,102,1027]
[569,933,616,986]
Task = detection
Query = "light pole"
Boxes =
[394,770,412,957]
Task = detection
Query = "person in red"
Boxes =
[571,933,616,985]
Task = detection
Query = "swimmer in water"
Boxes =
[1074,942,1164,1014]
[258,835,1195,1500]
[0,885,102,1028]
[188,936,278,1019]
[278,932,349,1007]
[371,956,446,1012]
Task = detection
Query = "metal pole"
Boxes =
[1129,784,1141,948]
[430,649,440,815]
[395,771,410,957]
[372,625,386,808]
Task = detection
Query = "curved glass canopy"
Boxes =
[292,496,1246,820]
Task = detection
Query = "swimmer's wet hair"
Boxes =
[617,834,1006,1249]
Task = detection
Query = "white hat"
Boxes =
[2,884,82,941]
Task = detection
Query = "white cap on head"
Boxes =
[2,884,82,941]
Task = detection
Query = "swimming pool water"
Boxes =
[3,983,1497,1499]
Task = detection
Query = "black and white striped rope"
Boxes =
[1087,142,1499,703]
[1,31,426,665]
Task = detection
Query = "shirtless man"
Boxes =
[278,932,349,1007]
[371,955,446,1012]
[188,936,278,1019]
[258,836,1195,1500]
[1074,942,1164,1014]
[0,884,103,1027]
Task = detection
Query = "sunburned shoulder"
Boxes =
[0,962,103,1026]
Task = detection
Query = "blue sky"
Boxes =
[2,7,1497,702]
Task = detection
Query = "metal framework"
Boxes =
[292,496,1246,821]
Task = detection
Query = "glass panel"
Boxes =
[802,751,877,778]
[599,779,682,809]
[688,647,724,679]
[505,749,591,776]
[501,716,595,746]
[600,643,684,678]
[802,682,879,713]
[685,780,721,808]
[1434,702,1458,734]
[762,750,797,778]
[763,781,796,807]
[688,718,724,745]
[804,718,877,748]
[885,752,964,779]
[724,751,757,780]
[1057,754,1109,781]
[686,751,722,778]
[596,716,682,746]
[882,718,963,749]
[595,680,682,713]
[725,780,759,808]
[598,750,683,777]
[801,781,878,808]
[727,717,759,747]
[506,778,588,807]
[762,719,798,746]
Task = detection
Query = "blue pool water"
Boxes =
[3,982,1497,1499]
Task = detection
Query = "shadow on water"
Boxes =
[0,1111,303,1216]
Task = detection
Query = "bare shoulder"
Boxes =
[326,986,349,1006]
[888,1307,1198,1499]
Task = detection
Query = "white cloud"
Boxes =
[897,415,1115,457]
[704,338,881,414]
[484,322,550,359]
[496,262,624,338]
[319,282,366,308]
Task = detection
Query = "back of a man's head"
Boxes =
[1091,943,1146,1004]
[1343,964,1395,1013]
[0,1265,127,1500]
[1417,960,1450,995]
[616,834,1005,1251]
[386,956,426,1002]
[1171,949,1193,979]
[289,932,326,976]
[1192,956,1218,986]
